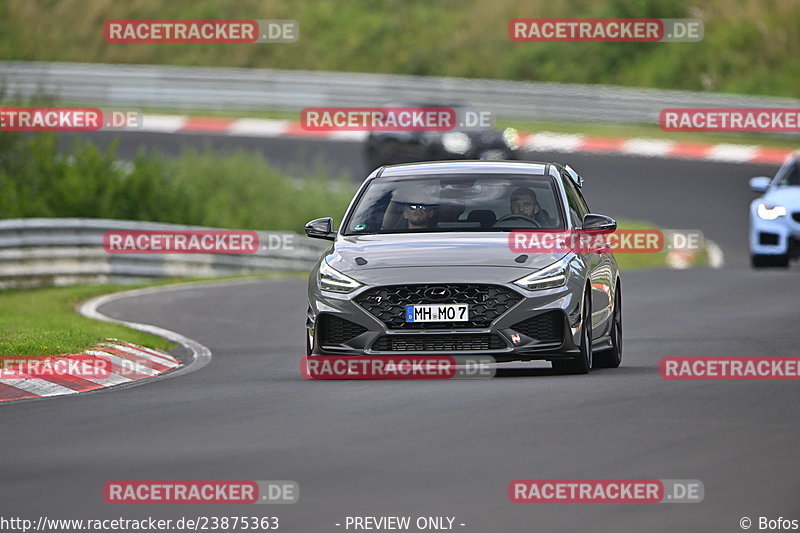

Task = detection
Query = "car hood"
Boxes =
[326,233,566,275]
[762,186,800,207]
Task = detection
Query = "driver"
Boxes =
[510,187,554,227]
[401,202,435,229]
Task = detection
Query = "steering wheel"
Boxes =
[494,214,542,228]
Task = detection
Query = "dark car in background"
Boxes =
[364,105,521,170]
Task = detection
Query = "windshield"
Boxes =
[775,159,800,188]
[343,174,565,235]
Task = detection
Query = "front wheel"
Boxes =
[553,289,592,374]
[594,282,622,368]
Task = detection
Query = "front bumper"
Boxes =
[307,280,583,362]
[750,213,800,257]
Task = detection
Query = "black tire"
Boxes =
[751,253,790,268]
[594,282,622,368]
[553,289,592,374]
[305,329,313,356]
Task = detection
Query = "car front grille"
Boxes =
[792,212,800,223]
[355,284,522,329]
[319,315,367,345]
[371,334,506,352]
[510,312,564,342]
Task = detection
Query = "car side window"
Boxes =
[776,159,800,187]
[561,173,589,228]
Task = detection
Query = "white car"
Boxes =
[749,153,800,268]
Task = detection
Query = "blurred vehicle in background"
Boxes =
[364,104,520,170]
[749,152,800,268]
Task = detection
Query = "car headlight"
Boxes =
[441,132,471,154]
[513,257,569,291]
[502,127,520,150]
[757,203,787,220]
[318,260,362,293]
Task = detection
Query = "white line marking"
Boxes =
[228,119,291,137]
[138,114,188,133]
[622,138,675,157]
[0,378,78,397]
[523,132,584,152]
[328,130,369,142]
[84,350,159,377]
[79,283,217,387]
[706,240,726,269]
[706,144,758,162]
[99,343,180,367]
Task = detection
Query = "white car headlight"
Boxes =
[441,132,471,154]
[512,257,569,291]
[502,127,520,150]
[318,260,362,293]
[757,203,787,220]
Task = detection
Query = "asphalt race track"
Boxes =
[3,132,797,531]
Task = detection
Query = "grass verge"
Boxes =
[613,219,708,270]
[3,0,800,98]
[0,272,306,358]
[0,132,356,230]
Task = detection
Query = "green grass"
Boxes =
[2,0,799,98]
[0,132,356,231]
[0,283,175,357]
[612,219,701,270]
[0,272,307,358]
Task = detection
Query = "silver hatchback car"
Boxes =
[304,161,622,374]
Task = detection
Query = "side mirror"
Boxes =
[749,176,771,193]
[304,217,336,241]
[582,214,617,231]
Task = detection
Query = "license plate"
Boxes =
[405,304,469,322]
